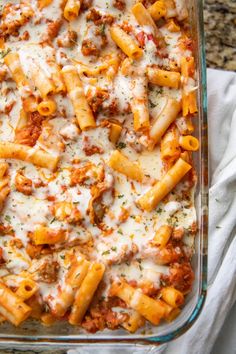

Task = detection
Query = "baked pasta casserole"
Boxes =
[0,0,199,332]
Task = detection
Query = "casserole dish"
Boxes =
[0,0,207,349]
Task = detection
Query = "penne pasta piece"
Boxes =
[109,123,122,144]
[161,126,180,160]
[110,281,166,325]
[69,262,105,325]
[61,65,96,130]
[15,110,28,133]
[179,135,199,151]
[180,151,191,163]
[149,98,181,149]
[181,57,195,79]
[0,163,9,179]
[158,300,180,321]
[132,3,165,47]
[148,1,166,21]
[151,225,173,249]
[161,287,184,308]
[165,19,180,32]
[137,157,192,211]
[31,226,67,245]
[16,278,38,301]
[130,76,150,132]
[52,258,90,317]
[110,25,143,60]
[182,91,198,116]
[64,0,81,21]
[0,142,59,171]
[165,0,177,18]
[175,116,194,135]
[37,99,57,116]
[109,150,144,182]
[38,0,53,10]
[181,57,198,116]
[0,282,31,326]
[147,67,181,88]
[26,295,43,320]
[4,52,29,89]
[0,162,10,212]
[0,39,4,50]
[41,313,56,326]
[76,54,120,80]
[22,96,38,113]
[165,307,181,322]
[31,63,55,98]
[122,310,145,333]
[48,60,66,93]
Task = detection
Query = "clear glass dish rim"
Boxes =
[0,0,208,347]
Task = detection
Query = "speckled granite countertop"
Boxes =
[0,1,235,354]
[204,0,236,71]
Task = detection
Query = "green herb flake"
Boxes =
[100,24,106,36]
[5,215,11,223]
[50,217,56,224]
[116,142,126,149]
[0,48,11,60]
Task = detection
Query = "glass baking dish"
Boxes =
[0,0,208,349]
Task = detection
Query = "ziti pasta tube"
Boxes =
[148,1,166,21]
[137,157,192,211]
[0,142,59,171]
[181,57,198,116]
[110,281,166,325]
[4,52,29,89]
[147,67,181,89]
[160,287,184,308]
[31,226,67,245]
[16,279,38,301]
[31,62,56,98]
[64,0,81,21]
[52,258,90,318]
[151,225,173,249]
[61,65,96,130]
[130,76,150,132]
[69,263,105,325]
[0,282,31,326]
[37,99,57,116]
[108,150,144,183]
[122,311,145,333]
[110,25,143,60]
[132,3,166,48]
[149,98,181,149]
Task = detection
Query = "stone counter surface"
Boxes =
[0,1,235,354]
[204,0,236,71]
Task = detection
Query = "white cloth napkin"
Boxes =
[68,69,236,354]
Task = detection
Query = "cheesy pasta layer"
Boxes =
[0,0,198,332]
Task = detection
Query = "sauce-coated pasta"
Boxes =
[0,0,197,332]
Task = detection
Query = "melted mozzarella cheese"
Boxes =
[0,0,197,328]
